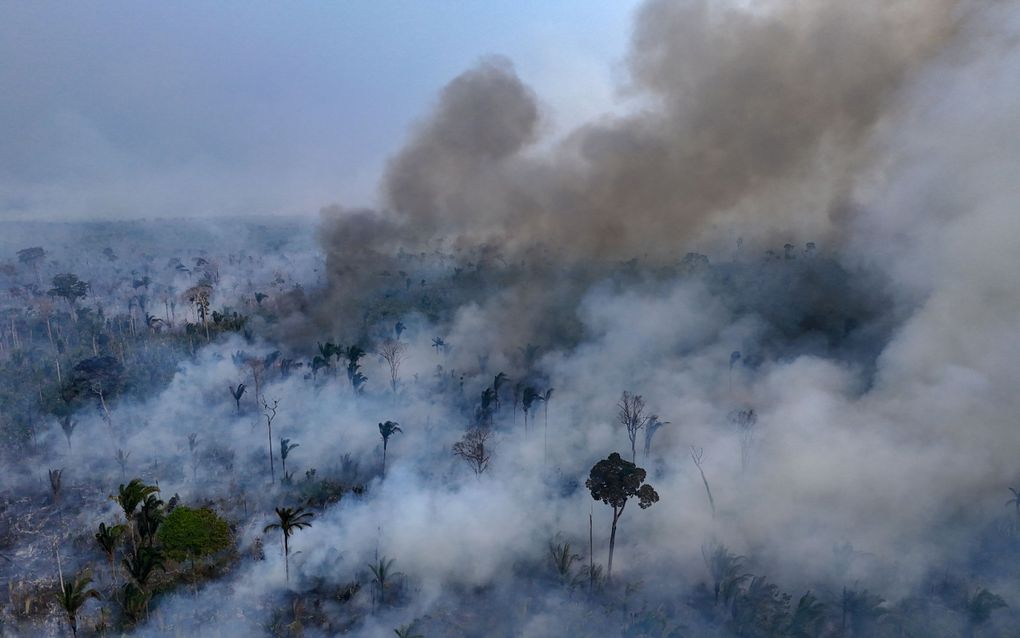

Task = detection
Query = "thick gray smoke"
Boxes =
[323,0,962,268]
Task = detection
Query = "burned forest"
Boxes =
[2,1,1020,636]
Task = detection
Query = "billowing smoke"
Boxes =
[323,0,961,268]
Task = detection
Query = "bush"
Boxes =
[157,506,231,562]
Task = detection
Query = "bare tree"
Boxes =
[377,339,407,394]
[452,428,491,476]
[618,391,650,463]
[690,446,716,519]
[262,398,280,483]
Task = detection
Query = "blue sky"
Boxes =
[0,1,641,219]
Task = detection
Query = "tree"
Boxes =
[56,569,100,637]
[112,479,159,549]
[49,468,63,503]
[134,493,165,547]
[17,246,46,285]
[690,447,716,519]
[262,398,279,483]
[966,588,1007,634]
[618,391,650,463]
[368,556,399,607]
[378,421,402,477]
[64,356,124,423]
[453,428,491,476]
[94,522,126,575]
[541,388,554,463]
[122,546,166,589]
[585,452,659,580]
[48,273,90,319]
[1006,487,1020,515]
[492,372,508,414]
[229,383,246,414]
[522,386,540,437]
[158,506,231,567]
[264,506,313,582]
[702,543,750,608]
[280,438,299,480]
[394,622,423,638]
[548,537,582,586]
[344,345,367,393]
[59,416,77,452]
[378,339,407,393]
[643,415,669,458]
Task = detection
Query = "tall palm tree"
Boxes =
[113,479,159,522]
[541,388,554,463]
[94,522,126,576]
[59,416,77,452]
[368,556,398,607]
[134,494,164,547]
[229,383,246,414]
[264,507,314,582]
[522,386,539,438]
[56,570,100,637]
[378,421,402,477]
[280,438,299,480]
[112,479,159,549]
[122,546,166,589]
[1006,487,1020,515]
[492,372,508,414]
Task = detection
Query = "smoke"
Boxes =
[323,0,962,272]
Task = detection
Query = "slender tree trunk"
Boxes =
[589,506,594,593]
[543,404,549,465]
[283,535,290,582]
[267,423,275,483]
[382,440,388,477]
[607,507,621,582]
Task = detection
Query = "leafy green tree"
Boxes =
[48,273,90,317]
[264,506,313,582]
[56,569,100,637]
[585,452,659,580]
[378,421,402,477]
[158,506,231,566]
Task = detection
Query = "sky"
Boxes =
[0,1,640,221]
